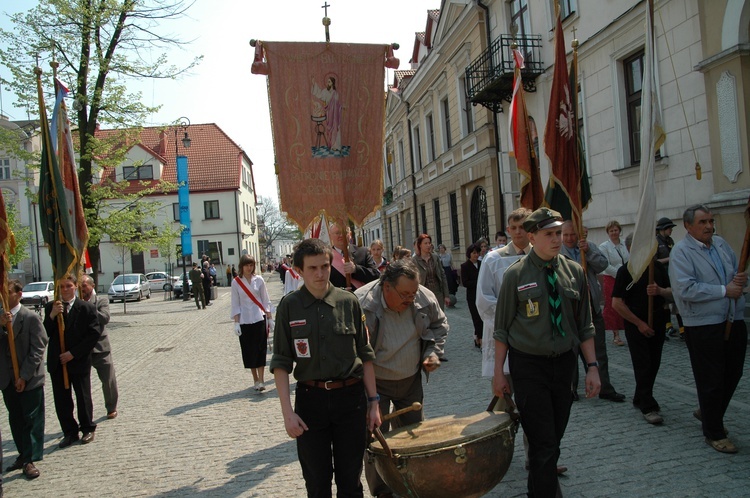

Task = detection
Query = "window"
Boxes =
[398,140,406,180]
[458,77,474,136]
[624,50,645,165]
[559,0,577,19]
[433,198,443,246]
[204,200,220,220]
[441,98,452,149]
[509,0,531,37]
[420,203,427,235]
[449,192,460,248]
[172,203,180,221]
[426,114,436,162]
[122,165,153,180]
[412,126,423,171]
[0,158,10,180]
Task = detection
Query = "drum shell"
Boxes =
[368,411,516,498]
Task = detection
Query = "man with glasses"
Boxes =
[355,259,449,498]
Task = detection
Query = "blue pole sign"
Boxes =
[177,155,192,256]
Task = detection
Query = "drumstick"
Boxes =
[382,402,422,422]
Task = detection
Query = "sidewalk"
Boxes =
[1,273,747,497]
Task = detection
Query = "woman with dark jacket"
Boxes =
[460,243,483,348]
[412,234,450,310]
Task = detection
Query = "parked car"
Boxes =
[108,274,152,302]
[173,275,192,299]
[21,281,55,310]
[145,271,181,291]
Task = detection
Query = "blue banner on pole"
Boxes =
[177,155,192,256]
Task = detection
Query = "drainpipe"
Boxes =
[235,191,242,256]
[476,0,507,230]
[406,101,419,238]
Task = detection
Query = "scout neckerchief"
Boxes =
[234,276,267,313]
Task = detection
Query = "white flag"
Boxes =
[627,1,666,283]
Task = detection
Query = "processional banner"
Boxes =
[253,42,396,229]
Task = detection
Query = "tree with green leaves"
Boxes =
[153,220,182,277]
[0,0,202,281]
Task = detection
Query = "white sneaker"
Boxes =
[253,381,260,391]
[258,382,266,392]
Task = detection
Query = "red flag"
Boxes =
[509,49,544,209]
[543,14,581,227]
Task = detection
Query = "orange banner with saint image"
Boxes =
[257,41,390,228]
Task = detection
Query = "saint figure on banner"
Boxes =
[312,74,347,156]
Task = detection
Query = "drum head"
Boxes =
[371,411,512,455]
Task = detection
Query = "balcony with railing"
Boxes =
[465,34,544,113]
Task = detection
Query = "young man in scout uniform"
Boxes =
[271,238,381,497]
[493,208,601,497]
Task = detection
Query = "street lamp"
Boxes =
[175,117,192,301]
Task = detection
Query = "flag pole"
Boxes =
[35,66,70,389]
[724,195,750,340]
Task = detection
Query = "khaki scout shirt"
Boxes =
[270,284,376,381]
[493,250,595,356]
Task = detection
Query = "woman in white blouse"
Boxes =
[231,254,272,391]
[599,220,629,346]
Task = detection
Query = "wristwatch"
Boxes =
[587,361,600,368]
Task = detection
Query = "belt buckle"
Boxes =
[324,380,333,390]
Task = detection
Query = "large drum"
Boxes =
[367,410,517,498]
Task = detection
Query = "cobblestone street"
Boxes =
[1,273,748,497]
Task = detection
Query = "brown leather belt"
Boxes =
[299,378,362,390]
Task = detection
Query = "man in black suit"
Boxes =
[44,273,101,448]
[1,280,48,480]
[328,223,380,290]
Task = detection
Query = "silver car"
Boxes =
[108,274,152,302]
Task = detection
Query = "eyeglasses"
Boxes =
[388,283,417,302]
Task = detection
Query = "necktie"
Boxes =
[545,263,565,337]
[64,302,70,320]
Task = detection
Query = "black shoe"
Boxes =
[59,434,80,448]
[572,391,580,402]
[439,357,448,362]
[599,392,626,402]
[6,457,23,472]
[81,432,95,444]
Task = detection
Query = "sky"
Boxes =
[0,0,441,202]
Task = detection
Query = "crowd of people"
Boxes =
[0,273,118,492]
[263,206,746,497]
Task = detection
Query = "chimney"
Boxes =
[159,129,167,156]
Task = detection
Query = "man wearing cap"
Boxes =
[655,217,682,338]
[656,217,676,266]
[494,208,601,497]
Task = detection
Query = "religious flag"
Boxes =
[509,49,544,210]
[51,78,89,263]
[252,41,396,230]
[627,0,666,283]
[544,43,591,222]
[304,213,331,245]
[37,70,88,282]
[543,13,583,229]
